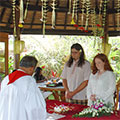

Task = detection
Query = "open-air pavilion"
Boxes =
[0,0,120,118]
[0,0,120,96]
[0,0,120,73]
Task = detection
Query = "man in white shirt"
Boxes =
[61,43,91,105]
[0,56,47,120]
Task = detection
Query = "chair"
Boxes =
[114,79,120,110]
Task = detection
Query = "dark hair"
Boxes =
[19,56,38,68]
[34,67,45,81]
[92,53,113,74]
[35,67,42,73]
[67,43,85,67]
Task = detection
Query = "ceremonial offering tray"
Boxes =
[46,83,57,87]
[46,78,63,87]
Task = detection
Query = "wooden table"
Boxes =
[37,82,65,101]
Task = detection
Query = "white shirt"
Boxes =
[61,60,91,100]
[87,71,116,106]
[0,70,47,120]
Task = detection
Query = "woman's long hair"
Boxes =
[34,67,42,80]
[67,43,85,67]
[92,53,113,74]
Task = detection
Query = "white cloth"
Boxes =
[61,60,91,100]
[0,73,47,120]
[87,71,116,106]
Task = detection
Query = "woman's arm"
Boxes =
[62,79,69,92]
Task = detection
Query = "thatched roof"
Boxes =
[0,0,120,36]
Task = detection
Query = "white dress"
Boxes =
[0,71,47,120]
[87,70,116,106]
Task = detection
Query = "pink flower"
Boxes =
[94,105,99,110]
[99,103,104,107]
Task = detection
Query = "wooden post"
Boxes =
[103,13,108,54]
[0,32,9,76]
[14,5,20,69]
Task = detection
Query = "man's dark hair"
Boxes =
[19,56,38,68]
[67,43,85,67]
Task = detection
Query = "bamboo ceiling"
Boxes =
[0,0,120,36]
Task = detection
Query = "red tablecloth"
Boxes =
[46,100,120,120]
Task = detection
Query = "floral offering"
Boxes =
[54,105,70,113]
[73,99,114,118]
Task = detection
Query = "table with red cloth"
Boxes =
[46,100,120,120]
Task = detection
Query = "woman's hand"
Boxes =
[65,91,74,99]
[90,94,96,101]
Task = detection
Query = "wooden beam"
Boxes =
[0,8,6,22]
[30,0,39,29]
[64,0,69,30]
[0,26,120,36]
[6,10,13,27]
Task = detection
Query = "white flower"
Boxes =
[99,108,102,112]
[92,112,96,117]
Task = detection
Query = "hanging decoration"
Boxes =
[24,0,30,19]
[99,0,103,24]
[18,0,24,28]
[71,0,79,25]
[19,0,24,24]
[102,0,108,28]
[18,0,30,28]
[71,0,75,24]
[85,0,90,30]
[81,0,85,26]
[68,0,72,14]
[51,0,57,29]
[12,0,17,37]
[41,0,48,37]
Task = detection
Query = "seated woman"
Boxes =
[33,67,47,83]
[87,53,116,106]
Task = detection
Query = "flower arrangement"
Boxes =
[54,105,70,113]
[48,104,74,114]
[73,99,114,118]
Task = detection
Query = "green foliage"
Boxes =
[109,38,120,81]
[8,56,14,73]
[18,35,120,81]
